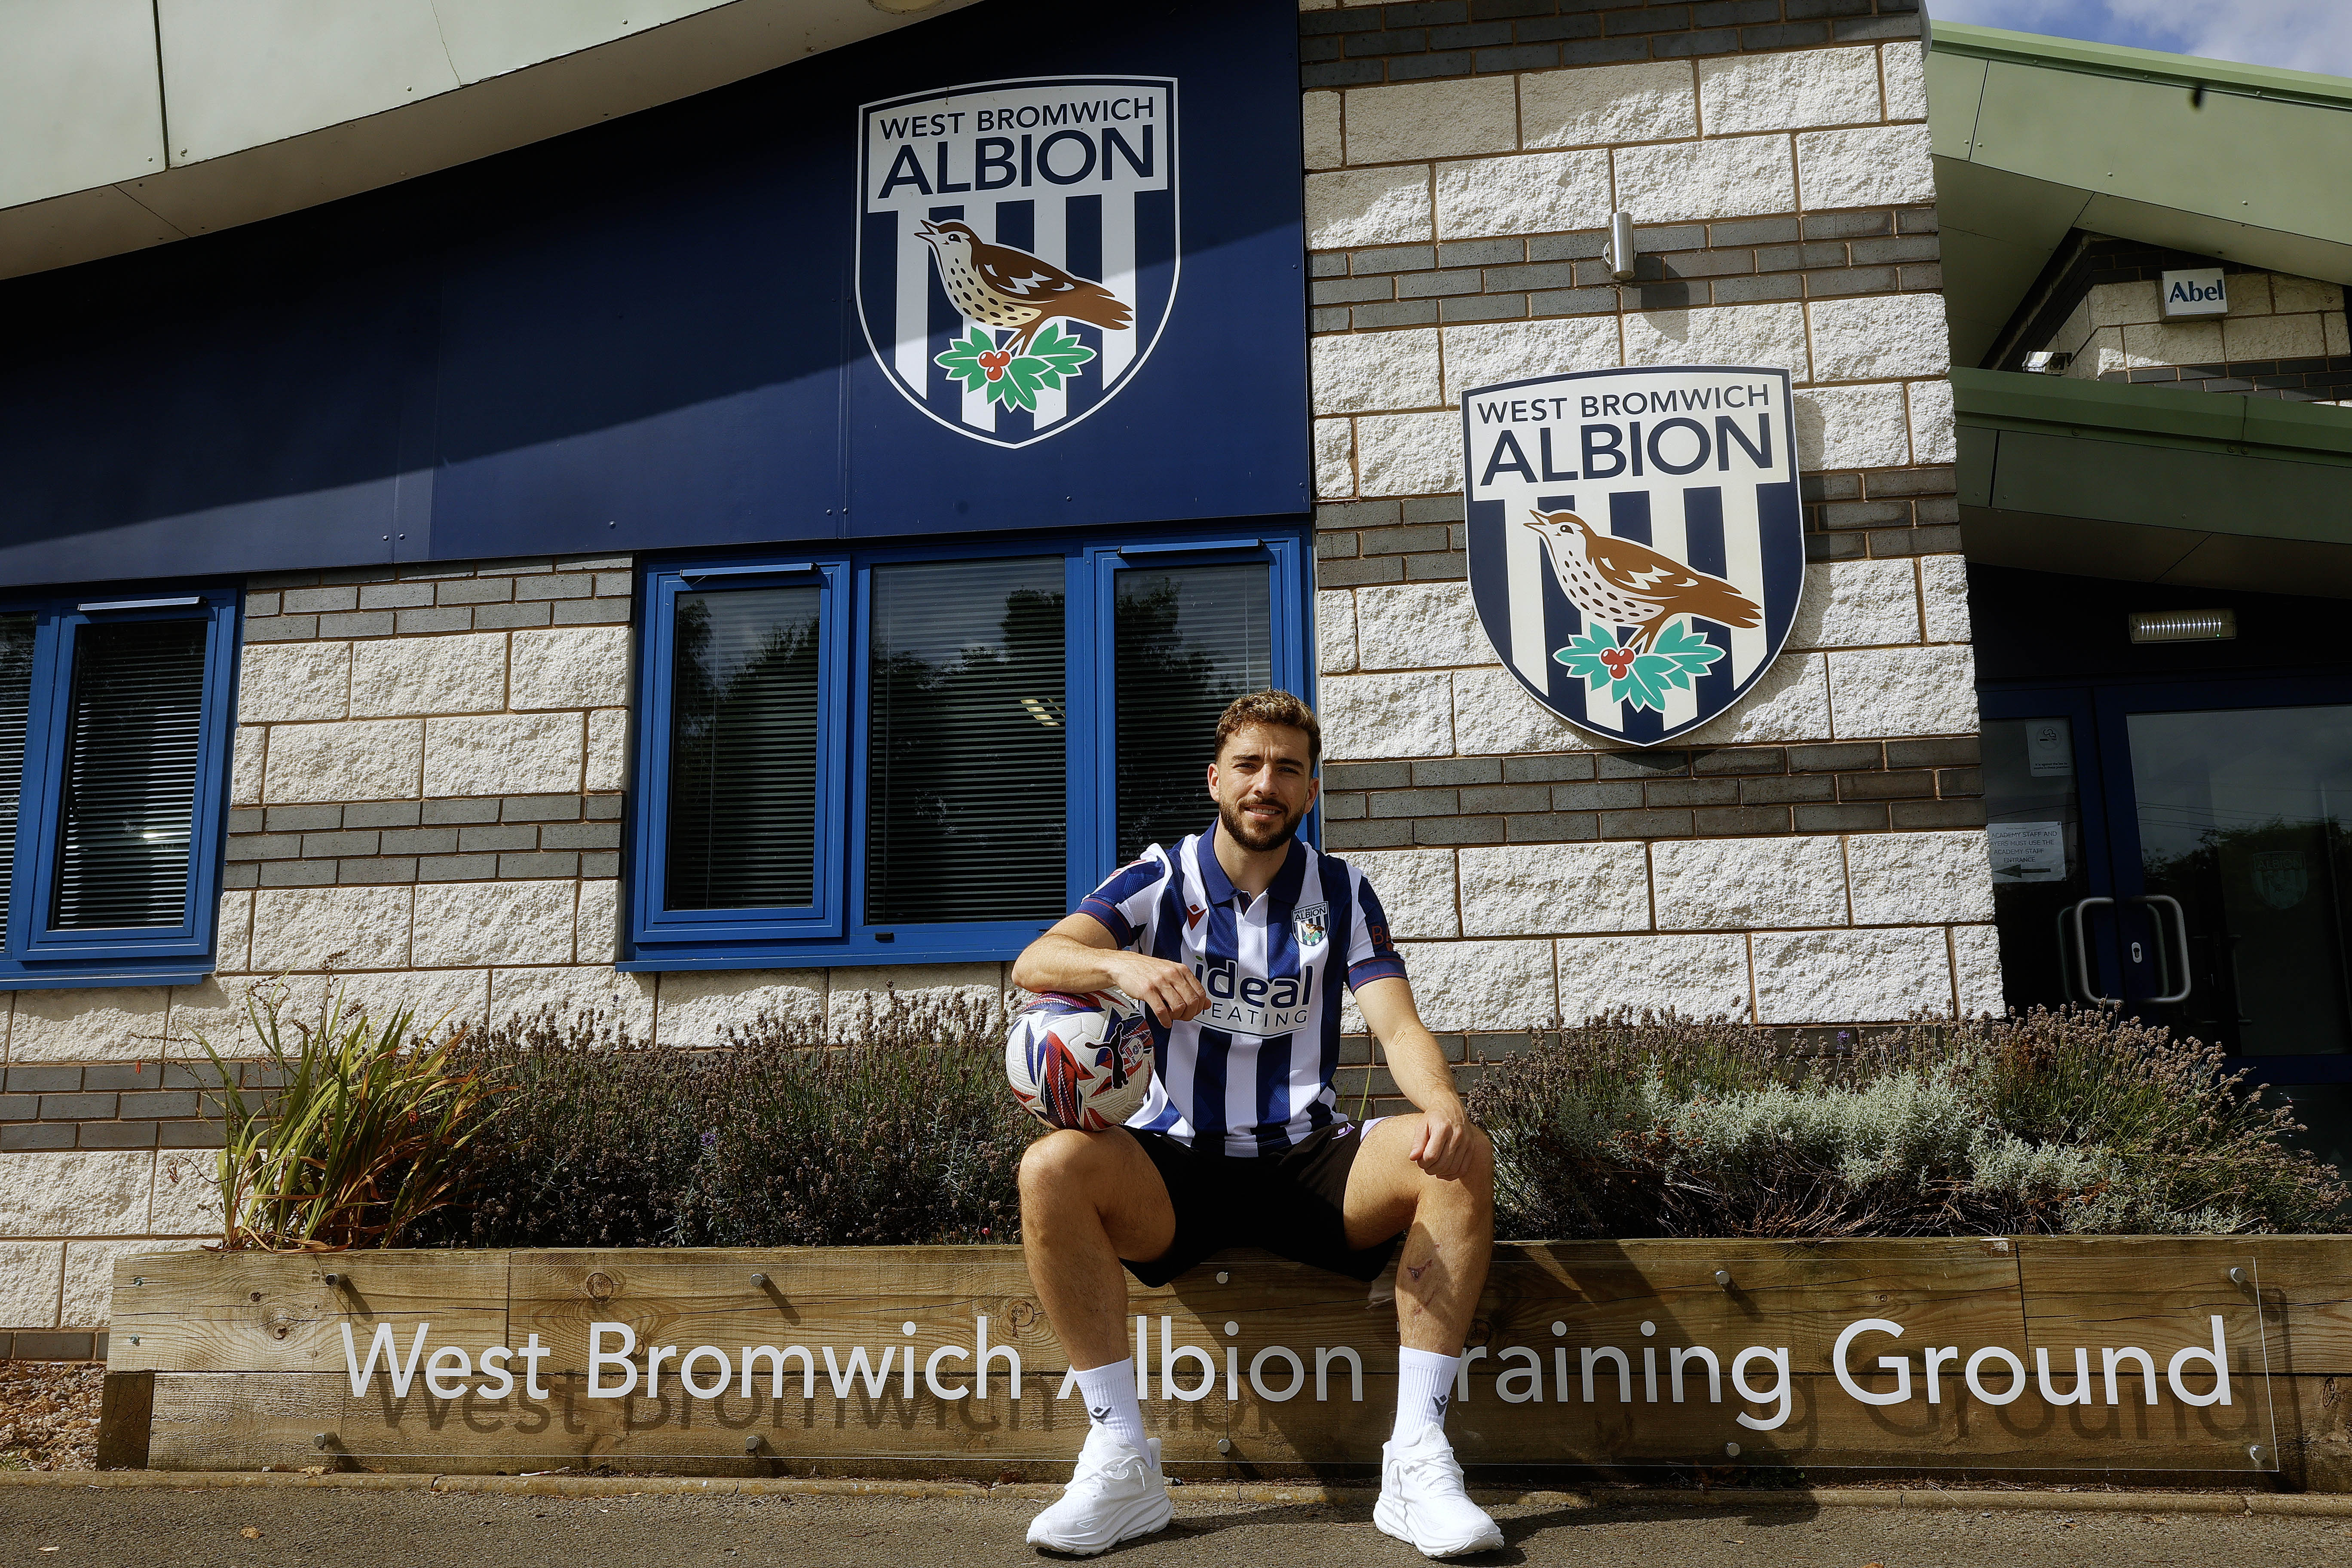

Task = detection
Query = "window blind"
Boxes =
[1114,564,1271,862]
[51,619,208,931]
[665,587,822,911]
[866,559,1065,924]
[0,617,33,937]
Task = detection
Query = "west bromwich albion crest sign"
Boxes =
[1462,366,1803,746]
[858,76,1179,449]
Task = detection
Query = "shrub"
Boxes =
[410,991,1029,1249]
[200,984,503,1251]
[1469,1007,2349,1240]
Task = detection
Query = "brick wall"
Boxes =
[1302,0,1996,1072]
[0,551,1010,1354]
[1298,0,1923,86]
[2015,244,2352,406]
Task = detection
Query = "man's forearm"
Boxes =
[1380,1023,1465,1114]
[1010,933,1130,995]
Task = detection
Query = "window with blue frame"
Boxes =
[0,589,241,988]
[627,531,1309,969]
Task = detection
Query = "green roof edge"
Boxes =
[1951,367,2352,465]
[1929,20,2352,112]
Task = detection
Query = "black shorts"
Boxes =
[1120,1121,1398,1289]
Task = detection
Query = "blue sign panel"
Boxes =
[1462,367,1804,747]
[0,0,1306,589]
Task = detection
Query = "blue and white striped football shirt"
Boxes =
[1075,821,1407,1156]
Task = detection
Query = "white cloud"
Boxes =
[1926,0,2352,79]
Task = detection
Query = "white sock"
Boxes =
[1072,1359,1150,1452]
[1393,1348,1463,1444]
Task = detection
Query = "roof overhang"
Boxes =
[1928,21,2352,368]
[1956,367,2352,596]
[0,0,978,283]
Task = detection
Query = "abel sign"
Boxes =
[1462,367,1804,747]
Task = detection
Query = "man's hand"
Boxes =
[1109,952,1209,1025]
[1409,1098,1480,1182]
[1354,975,1482,1182]
[1011,919,1210,1024]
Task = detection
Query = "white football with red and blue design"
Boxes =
[1005,992,1154,1132]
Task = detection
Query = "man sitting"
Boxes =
[1011,689,1501,1559]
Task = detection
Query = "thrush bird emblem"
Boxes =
[916,221,1133,413]
[916,220,1134,354]
[1521,509,1762,650]
[1521,508,1762,710]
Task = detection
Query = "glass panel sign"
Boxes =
[1982,716,2089,1009]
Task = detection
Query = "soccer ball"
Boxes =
[1006,992,1154,1132]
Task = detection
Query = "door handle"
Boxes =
[2130,894,2193,1004]
[2064,897,2119,1008]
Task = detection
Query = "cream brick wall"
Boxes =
[1308,41,1988,1032]
[1308,49,1947,499]
[2047,268,2351,396]
[0,553,1022,1342]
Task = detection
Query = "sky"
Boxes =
[1925,0,2352,78]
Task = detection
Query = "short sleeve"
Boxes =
[1075,850,1171,949]
[1344,868,1407,991]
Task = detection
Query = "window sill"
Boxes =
[619,926,1048,972]
[0,964,213,991]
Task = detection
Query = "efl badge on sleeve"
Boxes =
[1461,366,1804,746]
[858,76,1179,449]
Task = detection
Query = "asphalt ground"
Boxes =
[7,1486,2352,1568]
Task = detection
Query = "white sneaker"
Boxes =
[1026,1427,1173,1556]
[1374,1427,1504,1559]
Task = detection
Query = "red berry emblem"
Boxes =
[1598,646,1636,677]
[978,349,1012,381]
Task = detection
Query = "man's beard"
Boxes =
[1219,793,1302,852]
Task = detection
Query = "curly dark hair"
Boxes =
[1214,688,1321,767]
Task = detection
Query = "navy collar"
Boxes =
[1198,818,1308,913]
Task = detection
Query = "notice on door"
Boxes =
[2027,721,2073,776]
[1990,820,2067,882]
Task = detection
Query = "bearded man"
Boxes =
[1009,689,1501,1559]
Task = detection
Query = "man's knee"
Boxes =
[1019,1128,1114,1200]
[1411,1118,1493,1197]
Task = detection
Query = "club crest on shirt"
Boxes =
[1295,903,1329,950]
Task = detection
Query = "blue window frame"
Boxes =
[625,527,1311,970]
[0,587,241,989]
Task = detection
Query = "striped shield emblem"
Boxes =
[857,75,1179,449]
[1462,366,1804,746]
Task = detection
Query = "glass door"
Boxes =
[1984,676,2352,1172]
[2123,705,2352,1058]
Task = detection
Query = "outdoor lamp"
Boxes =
[2128,609,2236,643]
[1605,211,1638,282]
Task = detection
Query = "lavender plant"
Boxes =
[410,992,1028,1249]
[1470,1008,2348,1240]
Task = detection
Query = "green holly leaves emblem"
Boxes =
[1553,619,1727,712]
[934,323,1098,413]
